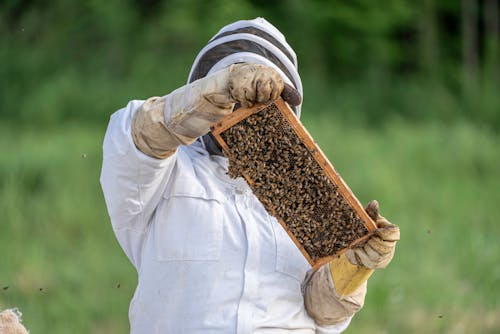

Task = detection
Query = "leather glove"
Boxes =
[303,264,367,326]
[346,200,400,269]
[228,63,284,108]
[132,63,298,159]
[328,200,400,298]
[303,200,400,326]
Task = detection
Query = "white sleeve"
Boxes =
[100,100,177,269]
[315,318,352,334]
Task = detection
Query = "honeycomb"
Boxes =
[216,102,371,262]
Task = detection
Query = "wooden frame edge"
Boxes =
[210,98,377,268]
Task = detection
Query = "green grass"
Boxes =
[305,117,500,333]
[1,118,499,333]
[0,124,135,333]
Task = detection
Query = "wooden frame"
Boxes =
[211,98,377,269]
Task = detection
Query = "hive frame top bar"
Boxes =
[211,98,377,269]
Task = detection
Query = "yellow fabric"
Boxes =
[329,253,374,298]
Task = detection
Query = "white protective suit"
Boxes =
[101,18,399,334]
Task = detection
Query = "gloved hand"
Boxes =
[346,200,400,269]
[132,63,298,159]
[228,63,284,108]
[303,200,400,326]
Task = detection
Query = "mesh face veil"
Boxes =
[190,17,303,155]
[188,18,302,116]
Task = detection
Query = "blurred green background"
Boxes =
[1,0,499,333]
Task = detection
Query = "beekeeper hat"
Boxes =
[188,17,303,117]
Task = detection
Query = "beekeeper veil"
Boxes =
[188,18,303,155]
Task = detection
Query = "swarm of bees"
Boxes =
[218,103,369,261]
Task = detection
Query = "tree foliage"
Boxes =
[1,0,498,127]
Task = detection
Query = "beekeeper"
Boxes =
[101,18,400,334]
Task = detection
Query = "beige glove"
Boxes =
[228,63,284,108]
[132,63,285,159]
[0,309,29,334]
[345,200,400,269]
[303,263,366,326]
[304,200,400,326]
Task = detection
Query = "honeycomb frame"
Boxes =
[211,98,377,268]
